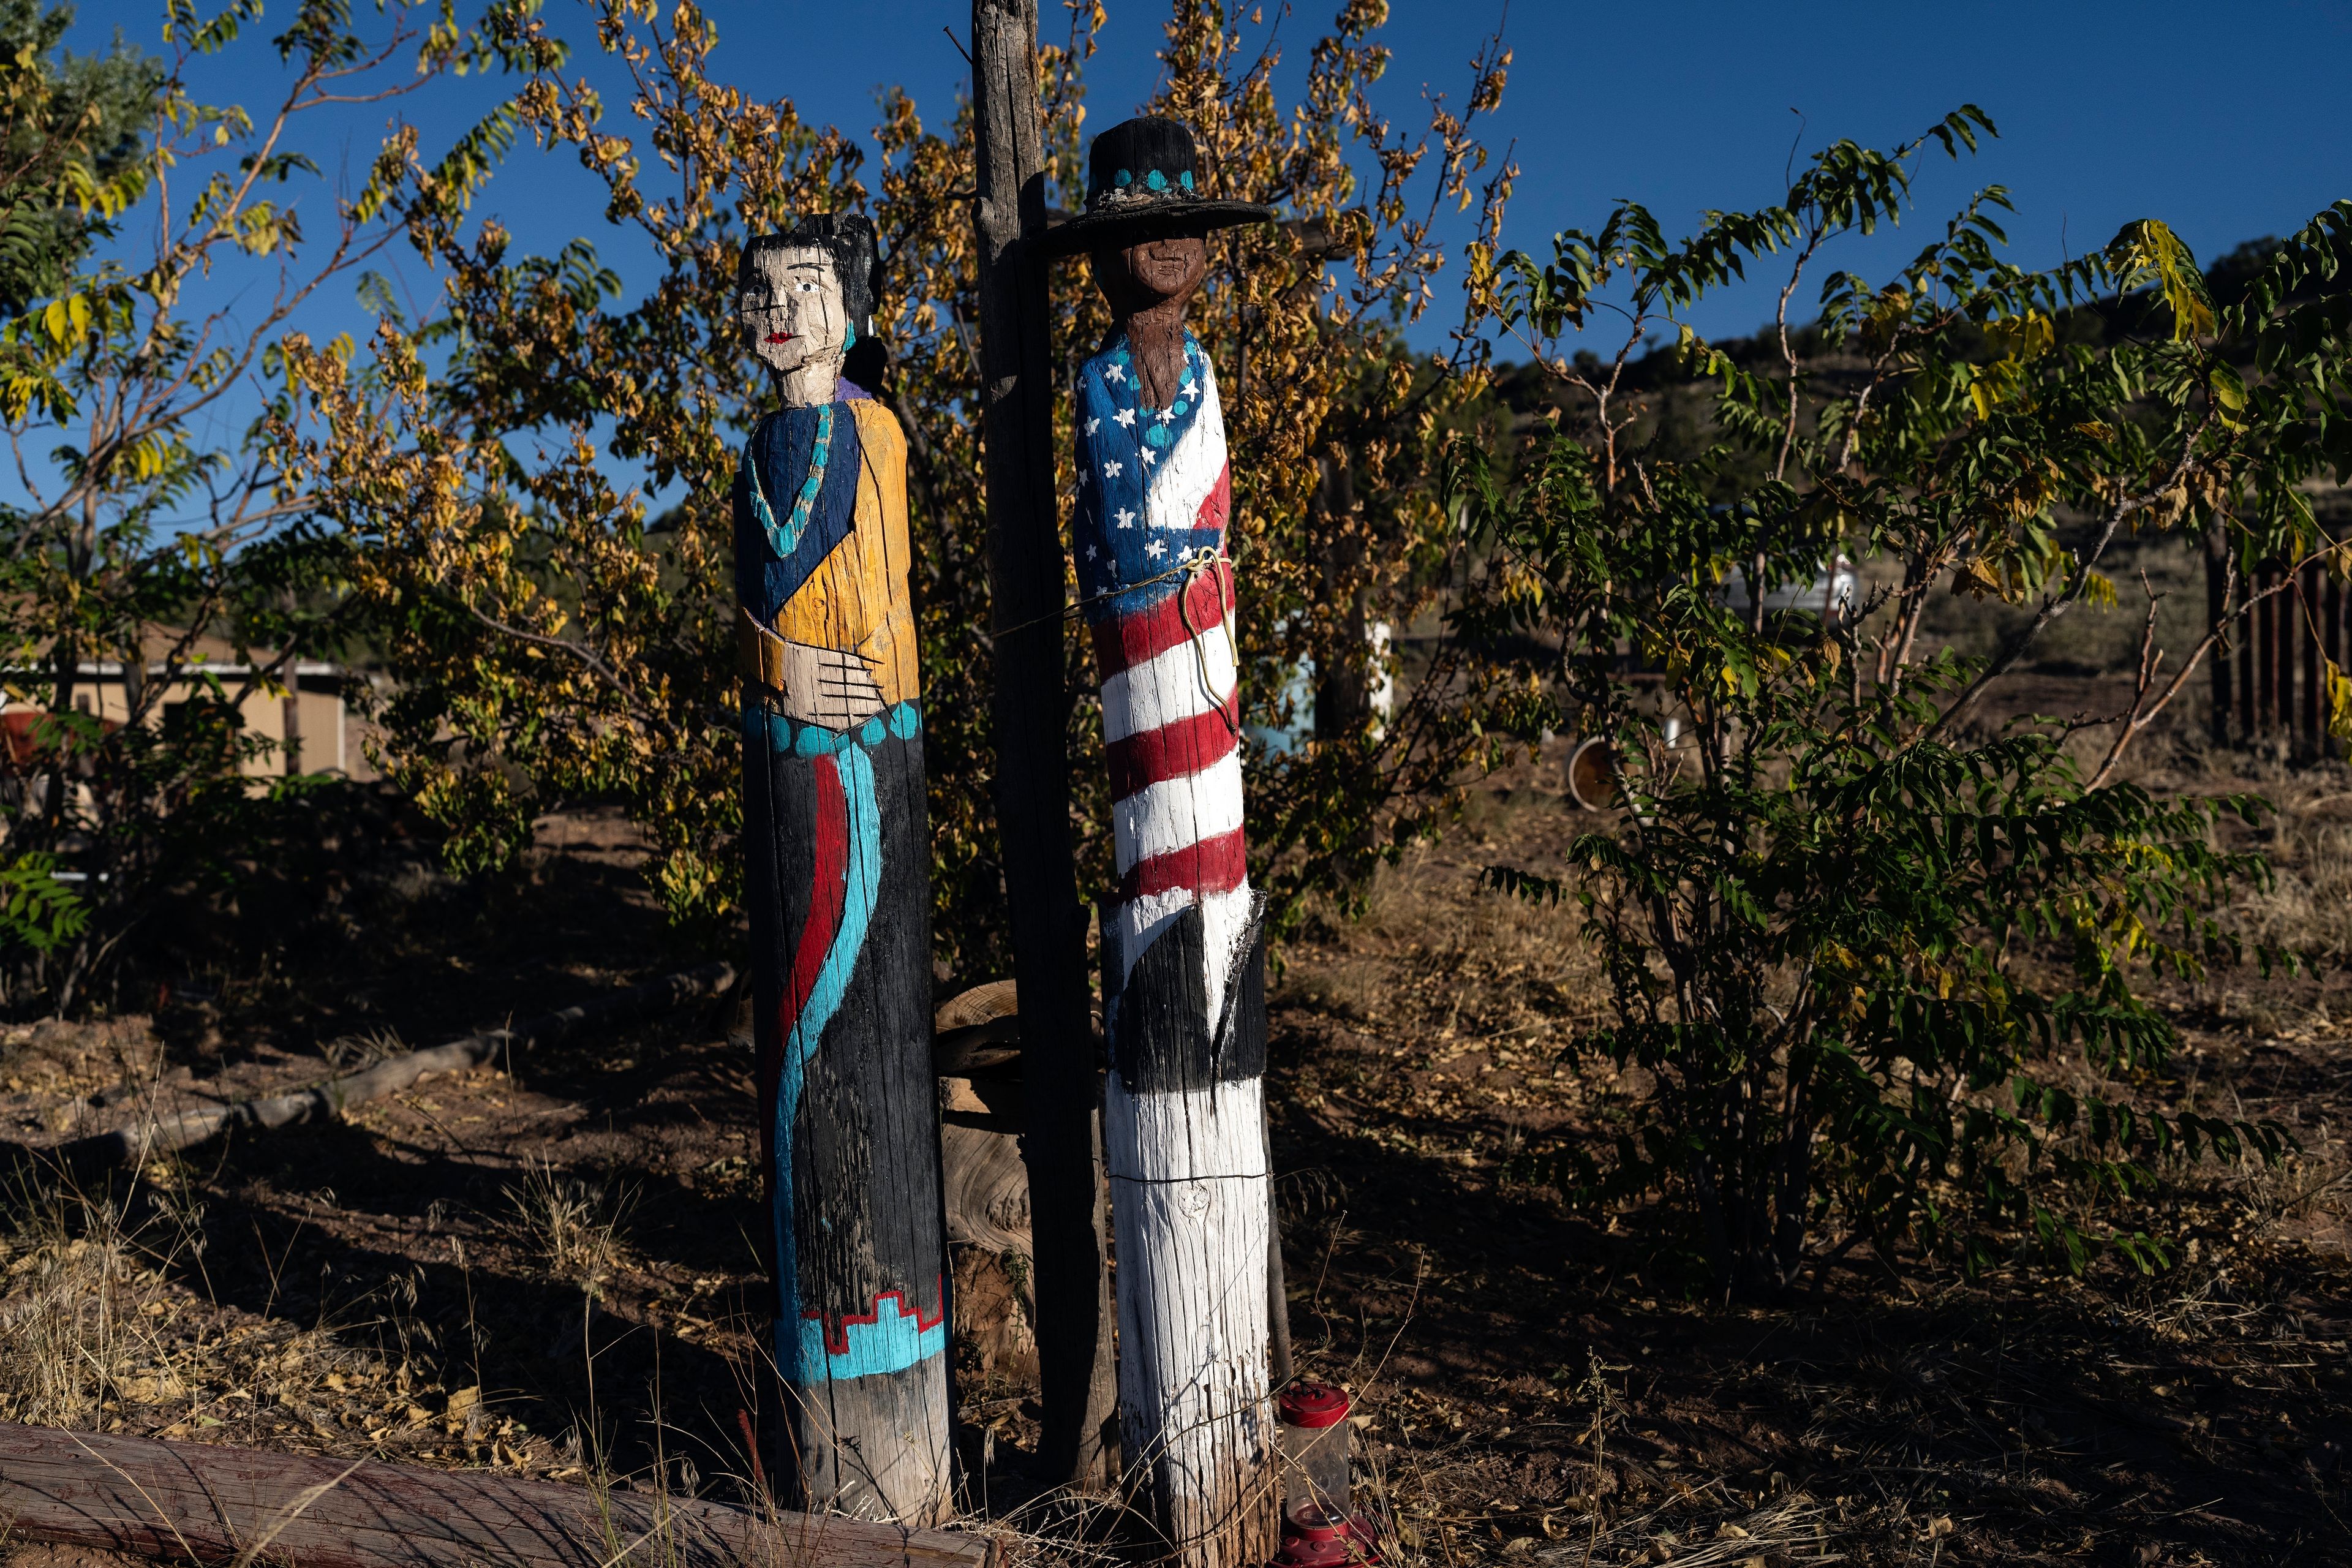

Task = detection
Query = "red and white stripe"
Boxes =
[1090,356,1276,1562]
[1093,366,1252,1013]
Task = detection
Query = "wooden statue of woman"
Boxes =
[733,214,950,1526]
[1040,118,1279,1568]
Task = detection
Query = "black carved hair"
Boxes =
[739,213,881,328]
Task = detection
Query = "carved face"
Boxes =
[739,246,849,380]
[1091,234,1208,317]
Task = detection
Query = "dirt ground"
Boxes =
[3,687,2350,1567]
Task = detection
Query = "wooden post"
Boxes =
[970,0,1120,1489]
[2205,524,2231,746]
[732,216,952,1524]
[2330,572,2345,758]
[1041,117,1281,1568]
[2304,560,2324,755]
[2257,565,2277,734]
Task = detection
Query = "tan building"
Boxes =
[3,630,356,780]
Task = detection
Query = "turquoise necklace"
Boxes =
[744,403,835,559]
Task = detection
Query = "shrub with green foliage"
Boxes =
[0,0,539,1010]
[1464,108,2338,1292]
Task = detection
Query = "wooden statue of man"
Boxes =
[733,214,949,1525]
[1040,117,1279,1568]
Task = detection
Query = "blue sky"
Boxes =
[72,0,2352,344]
[52,0,2352,510]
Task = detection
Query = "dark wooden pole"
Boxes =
[2304,560,2324,755]
[2257,565,2277,734]
[2330,572,2345,758]
[2205,524,2231,746]
[970,0,1119,1490]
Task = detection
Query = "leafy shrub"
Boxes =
[1466,110,2339,1291]
[0,0,530,1011]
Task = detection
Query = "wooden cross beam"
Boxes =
[0,1423,993,1568]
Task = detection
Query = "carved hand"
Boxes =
[775,640,888,728]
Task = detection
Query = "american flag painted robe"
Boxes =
[1073,328,1274,1546]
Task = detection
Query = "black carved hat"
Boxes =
[1036,116,1274,257]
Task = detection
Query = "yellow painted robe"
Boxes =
[739,398,918,711]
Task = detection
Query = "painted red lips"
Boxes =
[764,331,796,344]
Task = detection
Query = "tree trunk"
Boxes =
[1310,454,1368,745]
[2329,572,2344,758]
[2303,560,2323,755]
[2258,565,2277,734]
[283,669,304,776]
[970,0,1119,1491]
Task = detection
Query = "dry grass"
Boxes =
[0,1171,146,1427]
[319,1026,409,1073]
[502,1158,637,1291]
[0,1155,530,1466]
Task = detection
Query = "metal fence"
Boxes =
[2210,556,2342,756]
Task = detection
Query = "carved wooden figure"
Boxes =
[1041,117,1278,1568]
[733,215,951,1526]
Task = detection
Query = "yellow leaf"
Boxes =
[2115,219,2214,341]
[1984,311,2053,362]
[2210,363,2248,429]
[2327,660,2352,744]
[1953,557,2005,599]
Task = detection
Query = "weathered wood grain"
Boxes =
[970,0,1121,1493]
[734,216,952,1525]
[0,1423,991,1568]
[1054,114,1284,1568]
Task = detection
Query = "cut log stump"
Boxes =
[0,1423,992,1568]
[933,984,1038,1384]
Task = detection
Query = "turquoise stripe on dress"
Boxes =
[769,742,911,1383]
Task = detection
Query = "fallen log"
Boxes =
[14,963,736,1177]
[0,1421,990,1568]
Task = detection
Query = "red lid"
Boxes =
[1273,1532,1360,1568]
[1278,1381,1351,1430]
[1273,1505,1381,1567]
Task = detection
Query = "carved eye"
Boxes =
[795,279,818,293]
